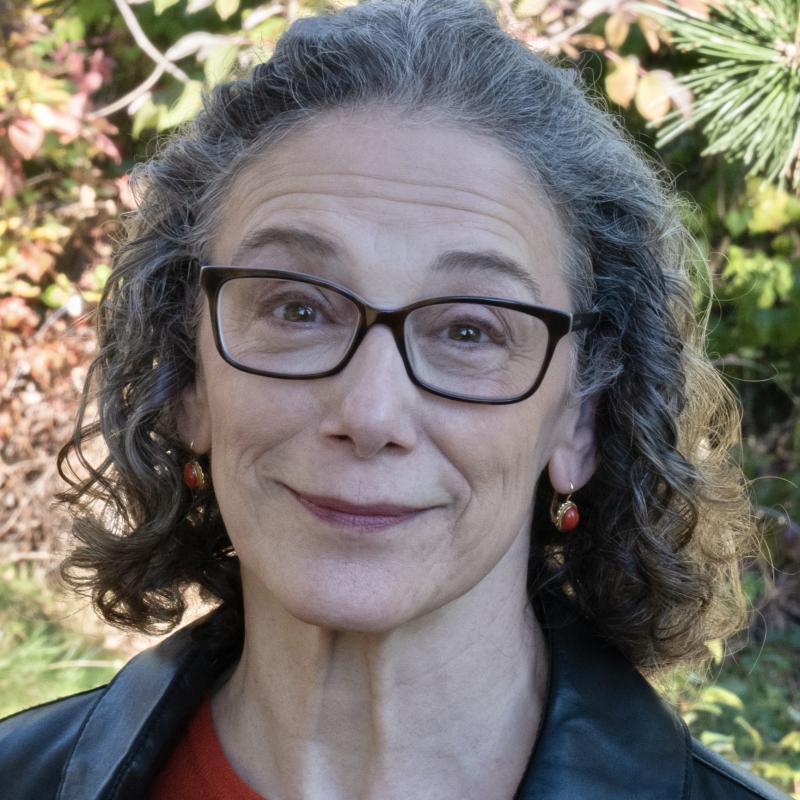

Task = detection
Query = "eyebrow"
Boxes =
[231,226,339,263]
[432,250,542,303]
[230,226,543,302]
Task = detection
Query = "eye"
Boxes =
[447,323,488,343]
[279,301,318,322]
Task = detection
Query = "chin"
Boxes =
[274,576,430,634]
[289,607,404,634]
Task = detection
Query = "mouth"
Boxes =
[285,486,431,531]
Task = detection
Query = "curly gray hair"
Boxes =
[58,0,754,670]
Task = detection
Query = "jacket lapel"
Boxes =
[516,595,690,799]
[60,598,690,800]
[58,612,235,800]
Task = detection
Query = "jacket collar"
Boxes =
[61,594,690,799]
[59,615,229,800]
[516,594,690,799]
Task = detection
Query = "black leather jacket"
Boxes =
[0,595,789,800]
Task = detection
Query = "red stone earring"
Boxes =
[550,482,579,532]
[183,441,208,491]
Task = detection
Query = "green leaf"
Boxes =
[29,222,71,242]
[214,0,240,21]
[157,81,204,131]
[204,43,239,87]
[750,761,800,787]
[643,1,800,191]
[699,731,736,755]
[131,97,162,139]
[688,701,723,716]
[41,282,71,308]
[51,16,86,47]
[87,263,111,292]
[720,246,794,309]
[778,731,800,753]
[698,686,745,710]
[747,181,800,233]
[723,208,751,237]
[734,715,764,754]
[705,639,724,664]
[153,0,181,14]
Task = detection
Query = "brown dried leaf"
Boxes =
[605,11,630,50]
[676,0,711,19]
[0,157,23,200]
[668,80,693,119]
[17,243,55,284]
[30,103,81,142]
[0,297,41,334]
[638,15,662,52]
[561,41,580,60]
[635,70,673,122]
[7,119,45,160]
[605,56,639,109]
[571,34,606,51]
[516,0,549,17]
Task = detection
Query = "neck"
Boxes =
[211,536,548,800]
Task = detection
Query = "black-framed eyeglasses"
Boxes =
[199,266,598,405]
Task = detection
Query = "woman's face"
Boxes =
[179,110,596,631]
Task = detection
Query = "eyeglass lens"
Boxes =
[216,276,549,400]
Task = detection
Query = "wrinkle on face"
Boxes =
[213,115,565,309]
[192,107,578,635]
[179,107,597,800]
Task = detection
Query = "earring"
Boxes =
[183,441,208,491]
[550,481,579,532]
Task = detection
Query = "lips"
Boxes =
[287,487,426,517]
[284,484,431,531]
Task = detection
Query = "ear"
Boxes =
[547,393,598,494]
[176,371,212,453]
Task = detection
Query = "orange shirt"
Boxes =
[149,696,264,800]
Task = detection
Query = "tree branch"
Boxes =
[111,0,190,83]
[88,64,165,119]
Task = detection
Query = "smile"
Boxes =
[285,486,430,531]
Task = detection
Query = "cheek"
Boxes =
[441,403,549,525]
[205,369,321,480]
[424,406,549,600]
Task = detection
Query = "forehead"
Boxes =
[211,109,567,304]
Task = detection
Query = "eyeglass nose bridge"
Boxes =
[341,303,416,381]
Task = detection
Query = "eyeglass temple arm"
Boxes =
[570,312,599,332]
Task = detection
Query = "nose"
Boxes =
[318,325,418,459]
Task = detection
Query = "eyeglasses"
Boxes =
[199,267,598,405]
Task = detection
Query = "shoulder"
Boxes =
[0,608,241,800]
[523,592,792,800]
[0,685,108,799]
[688,738,791,800]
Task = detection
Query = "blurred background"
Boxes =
[0,0,798,794]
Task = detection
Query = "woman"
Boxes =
[0,1,788,798]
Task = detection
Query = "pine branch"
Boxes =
[637,0,800,193]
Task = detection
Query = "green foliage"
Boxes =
[696,175,800,534]
[0,0,125,324]
[0,564,122,718]
[661,633,800,795]
[643,0,800,192]
[122,0,302,138]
